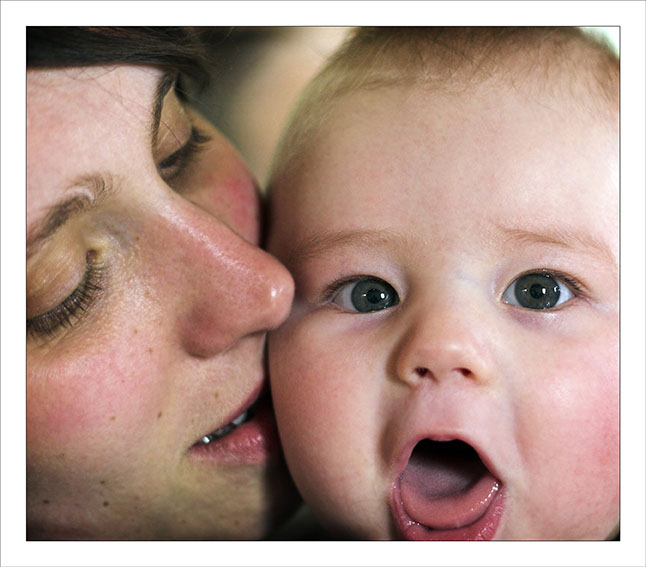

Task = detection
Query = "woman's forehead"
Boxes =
[26,65,165,223]
[27,65,165,120]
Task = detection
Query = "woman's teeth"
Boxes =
[200,409,249,444]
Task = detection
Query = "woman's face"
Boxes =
[26,65,298,539]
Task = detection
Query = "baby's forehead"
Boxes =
[291,78,616,169]
[269,78,617,255]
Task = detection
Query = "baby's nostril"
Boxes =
[457,367,472,377]
[415,367,430,377]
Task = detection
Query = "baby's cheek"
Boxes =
[270,323,382,533]
[270,329,339,462]
[515,327,619,537]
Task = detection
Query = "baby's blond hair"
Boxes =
[270,27,618,179]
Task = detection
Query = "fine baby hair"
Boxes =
[267,27,619,540]
[270,26,618,178]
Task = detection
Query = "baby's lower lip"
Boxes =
[390,438,505,540]
[392,477,505,540]
[188,397,280,466]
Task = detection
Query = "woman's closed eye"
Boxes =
[157,125,211,184]
[502,270,585,310]
[326,276,400,313]
[27,251,105,338]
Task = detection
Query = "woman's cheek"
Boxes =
[27,327,167,449]
[192,118,260,245]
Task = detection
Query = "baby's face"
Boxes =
[268,83,618,539]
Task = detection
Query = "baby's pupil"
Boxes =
[529,284,545,299]
[366,288,387,304]
[351,279,398,312]
[515,273,560,309]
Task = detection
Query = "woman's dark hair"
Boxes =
[27,27,231,92]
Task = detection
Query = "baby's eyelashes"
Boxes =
[501,270,585,311]
[327,276,400,313]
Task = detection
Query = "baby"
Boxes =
[266,27,619,540]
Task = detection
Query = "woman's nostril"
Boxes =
[415,367,430,377]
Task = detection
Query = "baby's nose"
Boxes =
[394,301,494,389]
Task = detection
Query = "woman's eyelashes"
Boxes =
[502,270,584,310]
[157,125,211,184]
[27,252,105,338]
[327,276,400,313]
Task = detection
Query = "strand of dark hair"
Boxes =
[27,27,231,92]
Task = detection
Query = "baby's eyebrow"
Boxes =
[284,225,617,272]
[495,225,617,270]
[284,228,412,266]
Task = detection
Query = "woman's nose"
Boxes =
[157,199,294,358]
[394,296,494,389]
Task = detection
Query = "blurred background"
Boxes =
[196,26,351,188]
[194,26,618,191]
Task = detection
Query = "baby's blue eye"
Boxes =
[332,277,399,313]
[502,272,574,310]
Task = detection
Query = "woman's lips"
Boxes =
[188,393,280,466]
[391,438,505,540]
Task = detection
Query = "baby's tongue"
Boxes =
[399,440,498,530]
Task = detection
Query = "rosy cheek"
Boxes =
[516,326,619,529]
[27,332,165,446]
[220,171,261,244]
[201,145,261,245]
[570,337,619,468]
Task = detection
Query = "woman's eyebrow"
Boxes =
[26,174,114,260]
[150,71,177,147]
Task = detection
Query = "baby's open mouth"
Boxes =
[393,439,504,540]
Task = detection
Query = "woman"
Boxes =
[26,27,300,540]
